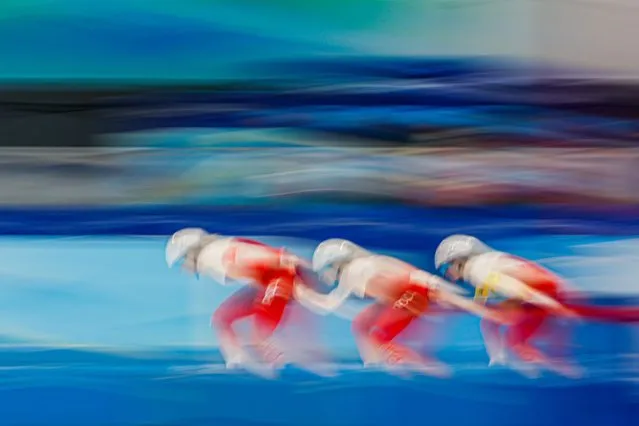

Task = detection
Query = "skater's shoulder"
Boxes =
[360,254,414,272]
[343,253,377,272]
[464,251,505,280]
[469,250,506,266]
[231,237,272,248]
[197,236,234,258]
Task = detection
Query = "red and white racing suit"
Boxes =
[464,251,638,365]
[192,237,304,364]
[295,255,472,369]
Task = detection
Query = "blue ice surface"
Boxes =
[0,205,637,426]
[0,232,636,426]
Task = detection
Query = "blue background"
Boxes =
[0,205,636,426]
[1,2,637,424]
[0,1,528,82]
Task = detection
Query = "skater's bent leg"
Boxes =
[482,300,518,365]
[254,296,289,340]
[353,304,383,335]
[352,304,384,364]
[212,286,259,363]
[212,287,258,336]
[369,306,421,364]
[369,304,450,377]
[253,293,291,364]
[481,318,505,364]
[505,305,549,363]
[539,293,574,359]
[370,307,415,344]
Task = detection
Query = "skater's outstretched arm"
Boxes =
[407,270,507,323]
[294,280,354,315]
[435,289,508,324]
[486,273,577,317]
[409,271,467,295]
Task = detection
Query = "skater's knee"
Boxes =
[254,309,281,340]
[505,326,523,345]
[510,342,543,363]
[369,327,392,345]
[211,310,233,331]
[506,328,537,351]
[352,316,371,336]
[481,318,501,331]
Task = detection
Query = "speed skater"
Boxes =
[166,228,318,371]
[435,234,639,378]
[294,239,509,376]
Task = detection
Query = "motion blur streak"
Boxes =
[0,1,638,426]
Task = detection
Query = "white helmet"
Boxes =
[165,228,210,267]
[312,239,370,278]
[434,234,490,273]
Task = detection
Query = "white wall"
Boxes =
[431,0,639,77]
[534,0,639,77]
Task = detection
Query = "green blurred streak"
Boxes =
[0,0,393,29]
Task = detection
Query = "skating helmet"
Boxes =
[312,239,369,283]
[165,228,211,267]
[434,234,490,277]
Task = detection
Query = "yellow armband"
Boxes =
[474,272,500,301]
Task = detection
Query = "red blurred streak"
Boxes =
[426,297,639,323]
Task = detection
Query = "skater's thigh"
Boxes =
[214,286,260,321]
[371,305,418,342]
[353,303,385,334]
[254,294,291,339]
[497,299,528,324]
